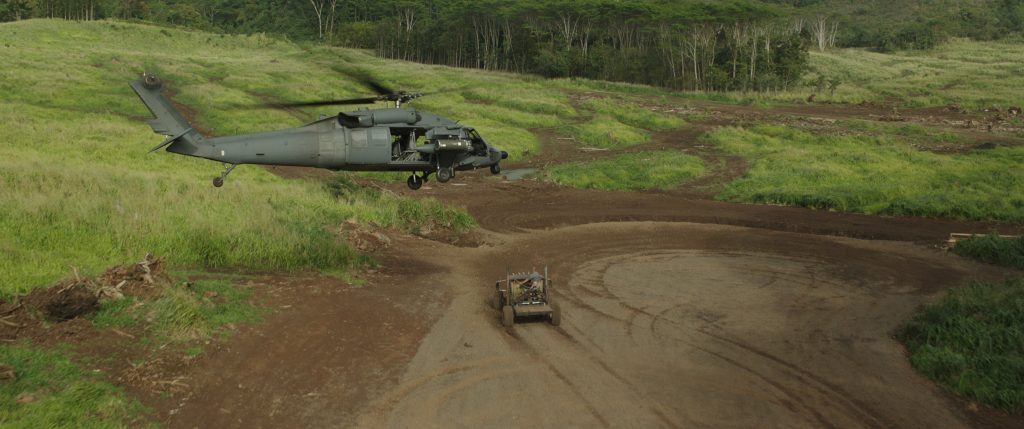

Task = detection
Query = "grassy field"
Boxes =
[953,234,1024,269]
[0,344,150,428]
[705,125,1024,222]
[0,20,497,296]
[802,39,1024,109]
[897,279,1024,412]
[3,20,1022,288]
[667,38,1024,110]
[544,151,705,191]
[90,276,261,341]
[553,98,688,149]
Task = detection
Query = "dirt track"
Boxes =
[352,222,1004,428]
[157,184,1022,428]
[152,101,1024,428]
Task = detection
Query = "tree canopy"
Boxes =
[4,0,1023,91]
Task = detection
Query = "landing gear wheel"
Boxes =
[213,163,236,188]
[550,303,561,326]
[502,305,514,327]
[406,174,423,190]
[490,163,501,175]
[437,167,453,183]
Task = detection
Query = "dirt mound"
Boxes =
[0,254,168,342]
[99,254,169,298]
[24,283,98,322]
[338,220,393,253]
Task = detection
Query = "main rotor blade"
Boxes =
[356,75,395,96]
[268,96,381,108]
[330,65,395,96]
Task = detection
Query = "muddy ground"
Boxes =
[155,214,1023,429]
[24,98,1024,427]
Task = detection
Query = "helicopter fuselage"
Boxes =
[130,74,507,189]
[194,109,504,171]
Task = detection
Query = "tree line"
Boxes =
[3,0,1024,91]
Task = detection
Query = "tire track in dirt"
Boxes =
[560,250,886,428]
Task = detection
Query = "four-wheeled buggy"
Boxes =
[494,267,560,327]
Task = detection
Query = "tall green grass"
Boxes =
[577,98,685,131]
[551,39,1024,110]
[897,279,1024,412]
[0,20,475,296]
[840,120,963,145]
[706,125,1024,222]
[544,151,704,191]
[463,84,578,117]
[561,115,650,148]
[800,39,1024,109]
[148,279,261,341]
[953,234,1024,270]
[0,344,149,428]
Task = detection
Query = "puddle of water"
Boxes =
[502,168,538,181]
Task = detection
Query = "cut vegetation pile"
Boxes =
[1,255,168,342]
[1,254,266,426]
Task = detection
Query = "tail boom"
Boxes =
[129,73,207,156]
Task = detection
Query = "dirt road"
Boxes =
[348,222,1012,428]
[158,202,1020,428]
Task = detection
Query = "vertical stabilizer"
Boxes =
[129,73,206,154]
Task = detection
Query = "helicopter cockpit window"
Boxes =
[468,129,487,155]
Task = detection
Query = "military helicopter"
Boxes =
[129,72,508,190]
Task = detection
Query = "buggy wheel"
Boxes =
[502,305,514,327]
[550,303,561,326]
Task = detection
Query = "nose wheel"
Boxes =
[490,163,501,175]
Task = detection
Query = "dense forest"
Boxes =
[3,0,1024,91]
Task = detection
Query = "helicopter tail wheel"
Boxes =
[490,163,501,175]
[406,174,423,190]
[213,163,237,188]
[436,167,453,183]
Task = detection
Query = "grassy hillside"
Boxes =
[3,20,1023,296]
[706,125,1024,223]
[0,19,514,295]
[804,39,1024,109]
[699,38,1024,110]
